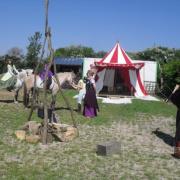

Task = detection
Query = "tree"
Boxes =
[7,47,24,68]
[135,46,178,88]
[135,46,175,63]
[7,47,23,59]
[54,45,108,58]
[0,55,6,74]
[55,45,95,58]
[26,32,42,69]
[94,51,107,58]
[163,60,180,95]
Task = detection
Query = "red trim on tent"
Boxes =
[120,48,133,65]
[110,44,118,63]
[136,70,147,95]
[95,43,144,69]
[95,42,147,96]
[95,62,144,69]
[118,68,132,92]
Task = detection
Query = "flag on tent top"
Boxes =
[96,42,144,69]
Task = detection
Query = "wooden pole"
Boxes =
[27,0,78,144]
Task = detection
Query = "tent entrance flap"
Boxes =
[99,68,133,96]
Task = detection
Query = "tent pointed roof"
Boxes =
[96,42,144,69]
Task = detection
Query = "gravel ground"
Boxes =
[0,114,180,179]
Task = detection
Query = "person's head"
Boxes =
[44,64,48,69]
[7,60,12,65]
[87,70,95,78]
[90,64,94,69]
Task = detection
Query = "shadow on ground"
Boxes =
[0,100,23,104]
[55,107,77,112]
[152,129,174,147]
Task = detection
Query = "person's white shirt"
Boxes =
[1,64,19,81]
[71,79,86,105]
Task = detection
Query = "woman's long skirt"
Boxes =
[83,88,99,118]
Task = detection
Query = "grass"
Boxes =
[54,90,176,125]
[0,89,179,179]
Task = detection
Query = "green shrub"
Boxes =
[163,60,180,94]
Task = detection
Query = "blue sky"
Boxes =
[0,0,180,55]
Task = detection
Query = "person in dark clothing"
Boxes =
[170,84,180,158]
[39,64,53,89]
[83,70,99,118]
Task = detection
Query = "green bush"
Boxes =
[163,60,180,94]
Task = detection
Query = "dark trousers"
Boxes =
[175,109,180,143]
[46,77,52,89]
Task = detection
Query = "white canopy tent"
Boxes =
[95,42,147,97]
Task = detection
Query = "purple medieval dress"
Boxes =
[39,65,53,89]
[83,78,99,118]
[39,65,53,80]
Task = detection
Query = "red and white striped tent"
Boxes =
[95,42,147,97]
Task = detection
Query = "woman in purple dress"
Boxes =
[83,70,99,118]
[39,64,53,89]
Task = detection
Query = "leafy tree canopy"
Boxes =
[135,46,178,63]
[25,32,42,69]
[163,60,180,90]
[55,45,106,58]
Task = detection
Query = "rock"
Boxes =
[97,141,121,156]
[25,135,40,143]
[52,132,64,142]
[21,121,41,135]
[51,123,74,129]
[53,127,78,142]
[28,121,41,135]
[15,130,26,140]
[63,127,78,141]
[18,121,78,143]
[51,123,69,132]
[66,126,76,131]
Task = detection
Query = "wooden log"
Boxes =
[63,127,78,141]
[21,121,41,135]
[52,127,78,142]
[15,130,26,140]
[25,135,40,144]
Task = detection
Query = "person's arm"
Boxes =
[13,65,19,74]
[172,84,180,94]
[78,81,84,90]
[71,80,84,90]
[166,84,180,102]
[70,82,79,90]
